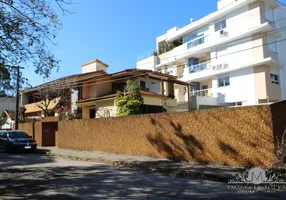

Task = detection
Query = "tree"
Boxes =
[0,0,71,91]
[35,77,74,117]
[115,80,144,117]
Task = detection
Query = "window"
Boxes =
[218,76,230,87]
[140,81,146,88]
[215,19,226,32]
[271,73,279,84]
[89,109,96,119]
[187,37,205,49]
[183,26,208,49]
[78,84,83,100]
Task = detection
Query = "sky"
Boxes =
[22,0,286,87]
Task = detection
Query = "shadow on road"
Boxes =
[0,149,53,168]
[0,163,285,199]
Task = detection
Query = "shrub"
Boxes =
[115,80,144,116]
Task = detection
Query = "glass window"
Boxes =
[8,131,30,139]
[140,81,146,88]
[215,19,226,32]
[271,74,279,84]
[183,27,208,45]
[89,109,96,119]
[218,76,230,87]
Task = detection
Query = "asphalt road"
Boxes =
[0,153,285,200]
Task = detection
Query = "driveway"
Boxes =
[0,153,285,200]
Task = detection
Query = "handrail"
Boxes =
[191,88,212,97]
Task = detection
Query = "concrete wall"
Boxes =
[19,122,42,146]
[57,102,285,167]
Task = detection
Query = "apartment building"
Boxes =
[137,0,286,109]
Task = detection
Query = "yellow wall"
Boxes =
[143,95,164,106]
[83,82,112,99]
[254,65,281,102]
[25,97,60,113]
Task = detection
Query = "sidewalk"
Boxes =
[38,147,245,182]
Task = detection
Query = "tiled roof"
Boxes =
[22,70,107,93]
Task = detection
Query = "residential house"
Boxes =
[0,110,15,130]
[21,59,191,119]
[137,0,286,109]
[21,66,107,118]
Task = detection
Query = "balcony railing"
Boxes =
[189,61,211,73]
[191,88,212,97]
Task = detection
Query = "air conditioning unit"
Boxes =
[220,30,228,37]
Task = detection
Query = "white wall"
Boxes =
[0,98,16,112]
[275,4,286,99]
[212,67,256,105]
[218,0,238,10]
[208,5,250,43]
[148,80,161,94]
[136,56,159,71]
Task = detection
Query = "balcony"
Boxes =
[191,88,213,97]
[189,61,211,74]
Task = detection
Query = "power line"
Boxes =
[25,34,286,92]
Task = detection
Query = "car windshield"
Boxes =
[8,131,30,139]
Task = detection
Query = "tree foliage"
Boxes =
[0,0,71,91]
[115,80,144,117]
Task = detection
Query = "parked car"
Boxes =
[0,130,37,153]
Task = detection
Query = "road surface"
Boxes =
[0,153,285,199]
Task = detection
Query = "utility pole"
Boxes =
[15,66,20,130]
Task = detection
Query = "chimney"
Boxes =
[81,59,109,74]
